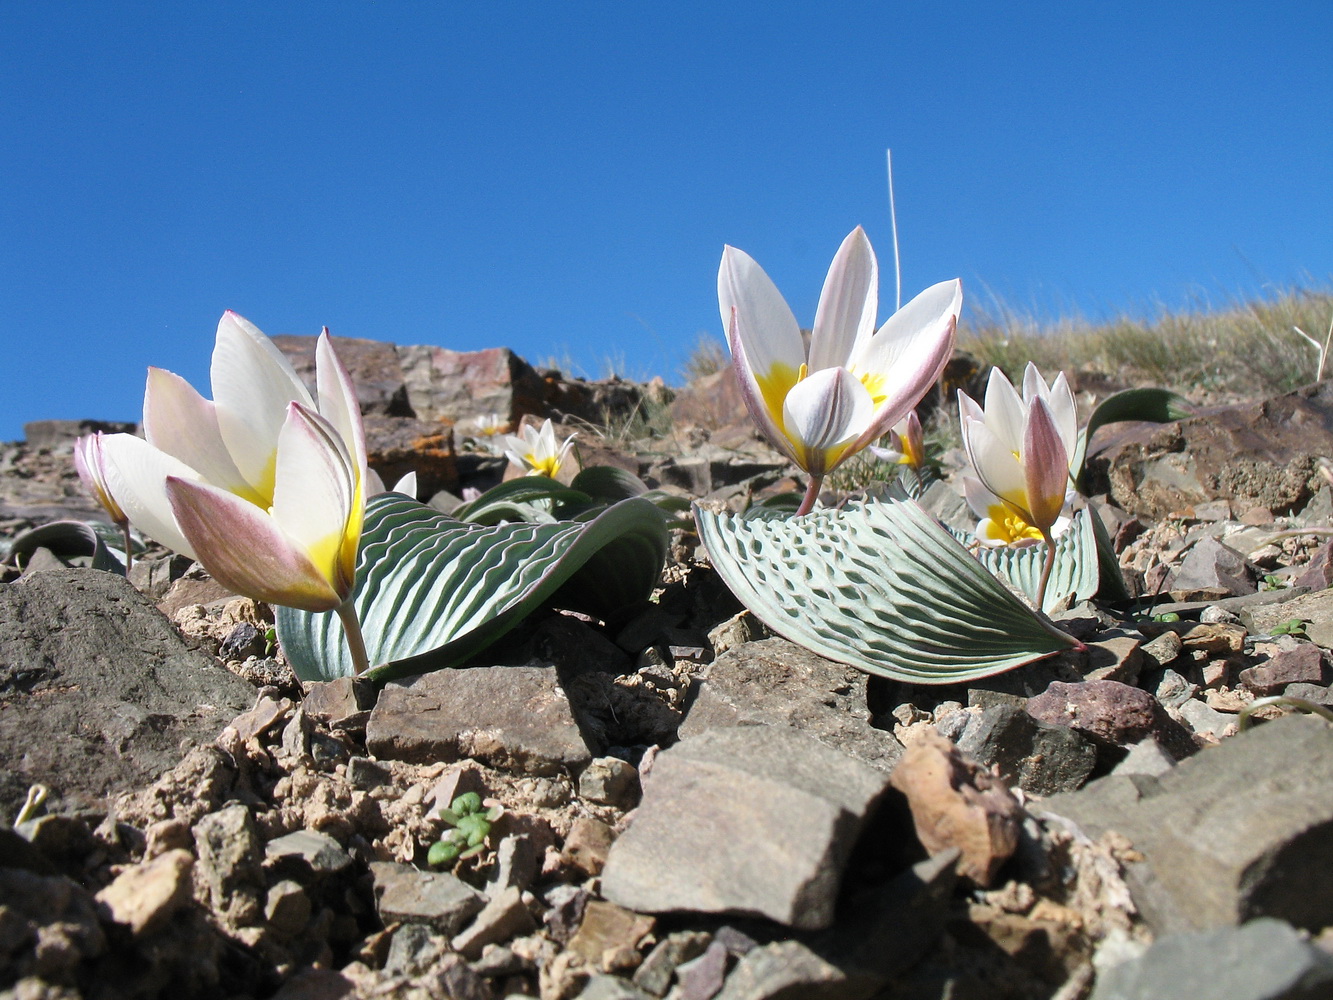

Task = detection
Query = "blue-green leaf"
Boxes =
[277,492,668,683]
[695,497,1079,684]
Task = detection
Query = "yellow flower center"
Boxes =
[856,370,890,408]
[987,504,1044,544]
[527,453,562,478]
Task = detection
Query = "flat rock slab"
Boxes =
[366,665,592,776]
[679,637,904,773]
[0,569,255,821]
[1041,715,1333,934]
[600,725,890,931]
[1089,918,1333,1000]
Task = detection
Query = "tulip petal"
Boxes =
[962,419,1029,513]
[809,227,878,373]
[957,389,986,427]
[1022,397,1069,532]
[1047,371,1080,467]
[166,476,342,612]
[211,312,314,499]
[725,309,802,468]
[271,403,358,601]
[315,330,368,482]
[74,433,127,524]
[719,246,806,445]
[97,434,202,560]
[782,366,875,476]
[983,366,1027,454]
[142,367,260,504]
[963,474,1003,520]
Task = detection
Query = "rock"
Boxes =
[1240,643,1330,694]
[452,886,536,959]
[301,677,376,727]
[223,691,294,743]
[264,880,312,939]
[714,940,858,1000]
[1112,738,1176,778]
[567,900,656,971]
[1025,680,1196,761]
[1041,715,1333,934]
[579,974,657,999]
[1244,589,1333,648]
[1082,631,1145,684]
[1176,698,1236,738]
[486,833,539,898]
[1140,631,1183,670]
[0,867,106,980]
[888,729,1023,887]
[273,334,413,417]
[1086,384,1333,519]
[94,848,194,936]
[264,829,353,878]
[0,569,255,820]
[632,931,712,996]
[367,665,592,776]
[1168,537,1257,600]
[361,413,459,498]
[579,757,641,808]
[193,803,263,925]
[675,939,732,1000]
[395,344,546,426]
[368,861,486,934]
[1089,918,1333,1000]
[954,703,1098,795]
[23,419,135,450]
[679,638,904,773]
[562,816,616,877]
[601,726,889,930]
[1293,540,1333,590]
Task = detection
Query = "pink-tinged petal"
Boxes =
[962,419,1028,512]
[74,433,128,523]
[982,366,1027,454]
[808,227,878,372]
[270,404,358,602]
[142,367,259,502]
[782,366,875,476]
[847,310,957,454]
[868,443,905,463]
[852,278,961,375]
[315,330,368,483]
[166,477,342,612]
[1022,397,1069,533]
[718,245,806,376]
[97,434,202,560]
[725,309,802,467]
[211,312,314,498]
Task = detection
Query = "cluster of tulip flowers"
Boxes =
[720,225,1079,604]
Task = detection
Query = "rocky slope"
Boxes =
[3,345,1333,1000]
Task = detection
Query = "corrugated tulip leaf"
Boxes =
[277,492,668,684]
[451,477,592,525]
[5,520,127,574]
[968,508,1100,613]
[695,497,1079,684]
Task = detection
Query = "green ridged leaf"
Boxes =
[277,492,668,684]
[695,497,1078,684]
[965,508,1100,614]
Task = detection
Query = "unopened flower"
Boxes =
[93,313,371,672]
[719,226,960,513]
[869,410,926,469]
[503,419,576,479]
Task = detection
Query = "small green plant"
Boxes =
[427,792,504,866]
[263,626,278,657]
[1271,618,1310,638]
[1152,612,1182,623]
[1261,573,1288,591]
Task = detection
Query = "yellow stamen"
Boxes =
[528,453,562,478]
[987,504,1044,544]
[856,370,890,408]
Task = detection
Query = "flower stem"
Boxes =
[1035,528,1058,611]
[796,475,823,516]
[336,599,371,677]
[119,520,134,578]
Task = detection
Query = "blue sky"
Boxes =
[3,2,1331,441]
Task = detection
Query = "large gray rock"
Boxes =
[1041,715,1333,934]
[955,703,1098,795]
[1090,918,1333,1000]
[600,725,890,931]
[366,665,592,776]
[679,638,904,773]
[0,569,255,821]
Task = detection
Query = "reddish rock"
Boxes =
[398,345,547,426]
[363,414,458,496]
[1239,643,1330,695]
[273,335,412,416]
[1025,679,1195,759]
[1295,540,1333,591]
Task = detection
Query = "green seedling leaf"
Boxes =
[1271,618,1309,637]
[277,493,668,683]
[695,497,1080,685]
[570,465,649,501]
[1072,387,1194,481]
[428,840,462,867]
[451,792,483,815]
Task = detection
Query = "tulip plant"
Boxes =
[868,410,929,494]
[718,226,961,515]
[503,418,577,479]
[75,312,372,675]
[73,431,134,574]
[958,363,1080,608]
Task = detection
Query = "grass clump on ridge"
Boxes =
[959,285,1333,400]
